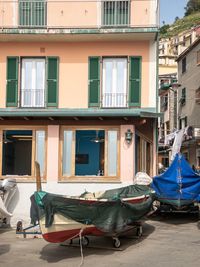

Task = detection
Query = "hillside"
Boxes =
[160,12,200,38]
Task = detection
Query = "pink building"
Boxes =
[0,0,159,225]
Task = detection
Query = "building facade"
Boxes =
[177,38,200,169]
[0,0,159,225]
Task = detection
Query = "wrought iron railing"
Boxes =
[102,0,129,27]
[102,93,127,108]
[0,0,159,29]
[20,89,45,107]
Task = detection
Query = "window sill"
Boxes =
[59,177,121,183]
[0,176,46,183]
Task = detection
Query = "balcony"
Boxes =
[0,0,159,30]
[20,89,45,108]
[102,93,127,108]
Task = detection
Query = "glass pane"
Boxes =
[35,59,45,107]
[36,131,45,177]
[75,130,105,176]
[63,131,73,176]
[2,130,32,176]
[107,130,118,176]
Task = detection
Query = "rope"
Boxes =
[78,228,84,267]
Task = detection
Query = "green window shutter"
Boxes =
[47,57,59,107]
[6,57,19,107]
[129,56,141,107]
[88,57,100,107]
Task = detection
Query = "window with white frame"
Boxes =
[61,127,119,179]
[21,58,45,107]
[102,58,127,108]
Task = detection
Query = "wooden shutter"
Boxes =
[88,57,100,107]
[6,57,19,107]
[47,57,58,107]
[129,56,141,107]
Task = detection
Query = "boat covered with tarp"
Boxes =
[151,153,200,209]
[30,185,154,245]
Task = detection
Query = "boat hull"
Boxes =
[39,195,150,243]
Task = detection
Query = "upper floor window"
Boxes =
[19,0,47,27]
[179,87,186,106]
[6,57,58,108]
[179,116,187,130]
[102,58,127,107]
[102,0,130,26]
[88,56,141,108]
[182,57,186,73]
[21,58,45,107]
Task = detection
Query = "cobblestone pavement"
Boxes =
[0,214,200,267]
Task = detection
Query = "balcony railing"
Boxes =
[102,1,129,27]
[20,89,45,108]
[0,0,159,29]
[102,93,127,108]
[19,1,47,27]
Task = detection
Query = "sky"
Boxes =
[160,0,188,25]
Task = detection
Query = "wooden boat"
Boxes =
[31,162,154,247]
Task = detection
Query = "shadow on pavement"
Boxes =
[0,244,10,255]
[148,211,199,225]
[39,222,155,263]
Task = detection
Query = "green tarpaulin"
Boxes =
[31,185,154,234]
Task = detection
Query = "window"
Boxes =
[102,58,127,108]
[1,128,46,178]
[135,133,152,176]
[160,94,168,112]
[6,57,58,108]
[19,0,47,27]
[102,0,129,26]
[179,87,186,106]
[88,56,141,108]
[179,117,187,130]
[21,58,45,107]
[61,127,119,180]
[182,57,186,73]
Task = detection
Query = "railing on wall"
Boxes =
[20,89,45,108]
[0,0,159,29]
[102,93,127,108]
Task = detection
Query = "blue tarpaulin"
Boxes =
[151,154,200,207]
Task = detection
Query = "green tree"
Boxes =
[160,24,170,35]
[185,0,200,16]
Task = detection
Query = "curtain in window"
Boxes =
[62,131,73,176]
[36,130,45,177]
[21,58,45,107]
[107,130,118,176]
[103,58,127,107]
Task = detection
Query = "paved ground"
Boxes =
[0,214,200,267]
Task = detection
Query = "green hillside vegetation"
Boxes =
[160,12,200,38]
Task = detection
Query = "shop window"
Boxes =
[1,128,46,178]
[61,128,119,179]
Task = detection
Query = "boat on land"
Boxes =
[151,153,200,212]
[31,163,154,247]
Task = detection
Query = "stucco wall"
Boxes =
[0,0,157,28]
[0,41,153,108]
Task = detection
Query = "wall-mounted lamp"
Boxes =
[125,129,133,145]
